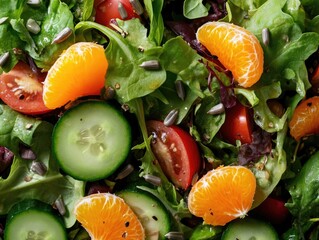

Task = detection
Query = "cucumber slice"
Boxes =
[221,217,279,240]
[4,199,67,240]
[52,100,131,181]
[117,189,171,240]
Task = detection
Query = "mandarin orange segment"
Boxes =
[289,96,319,141]
[74,193,145,240]
[196,21,264,88]
[188,165,256,226]
[43,42,108,109]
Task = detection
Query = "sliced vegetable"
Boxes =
[94,0,140,28]
[0,62,50,115]
[289,96,319,141]
[4,199,67,240]
[117,189,171,240]
[221,217,279,240]
[253,196,290,226]
[146,120,201,190]
[219,102,254,145]
[52,100,131,181]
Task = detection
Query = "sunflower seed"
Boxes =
[165,231,184,240]
[115,164,134,180]
[175,80,185,100]
[27,0,41,6]
[118,2,128,19]
[30,161,47,176]
[139,60,160,70]
[0,17,8,25]
[129,0,144,15]
[207,103,225,115]
[52,27,73,44]
[163,109,179,126]
[26,18,41,34]
[0,52,9,68]
[20,145,36,160]
[54,195,66,216]
[262,28,270,46]
[143,174,162,186]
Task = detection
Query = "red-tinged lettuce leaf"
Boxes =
[0,105,84,228]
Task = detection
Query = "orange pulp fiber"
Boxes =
[74,193,145,240]
[188,165,256,226]
[289,96,319,141]
[196,21,264,88]
[43,42,108,109]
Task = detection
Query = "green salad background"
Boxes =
[1,0,319,239]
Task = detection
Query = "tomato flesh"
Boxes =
[146,120,201,190]
[0,62,51,115]
[219,103,253,144]
[94,0,140,28]
[253,197,290,226]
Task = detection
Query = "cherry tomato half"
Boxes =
[253,196,291,226]
[0,62,51,115]
[94,0,140,28]
[219,102,253,145]
[146,120,201,190]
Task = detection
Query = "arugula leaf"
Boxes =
[0,105,84,228]
[183,0,209,19]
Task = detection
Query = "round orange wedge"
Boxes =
[43,42,108,109]
[188,165,256,226]
[196,21,264,88]
[74,193,145,239]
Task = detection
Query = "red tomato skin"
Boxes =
[219,103,253,144]
[94,0,140,28]
[147,120,201,190]
[0,62,51,115]
[253,197,291,226]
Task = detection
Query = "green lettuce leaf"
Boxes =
[0,0,75,72]
[183,0,209,19]
[144,0,164,45]
[0,105,84,228]
[285,150,319,238]
[75,20,166,103]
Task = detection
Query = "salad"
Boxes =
[1,0,319,239]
